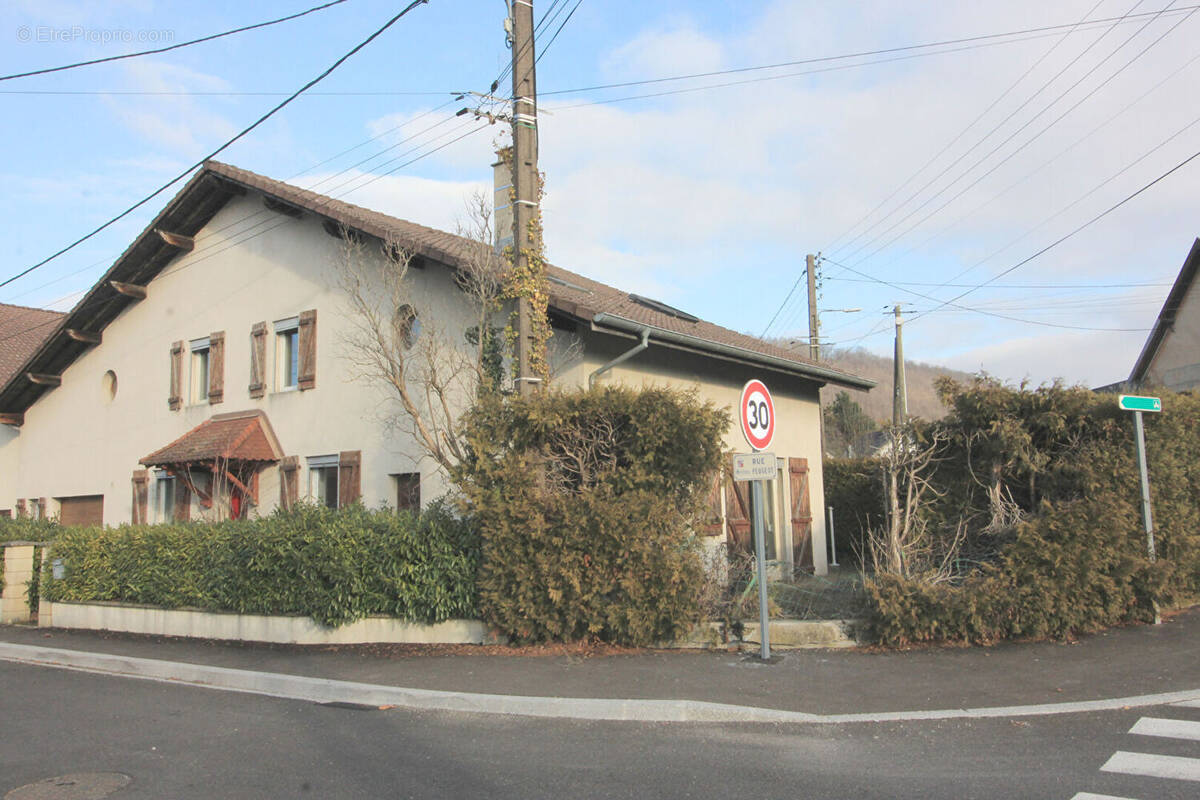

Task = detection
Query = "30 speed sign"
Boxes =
[739,379,775,451]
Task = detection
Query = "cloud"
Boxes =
[104,61,238,154]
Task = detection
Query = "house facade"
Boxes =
[0,161,872,575]
[1127,238,1200,393]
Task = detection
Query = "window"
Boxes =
[393,473,421,513]
[308,455,340,509]
[154,471,175,523]
[395,304,421,349]
[189,338,210,403]
[275,317,300,390]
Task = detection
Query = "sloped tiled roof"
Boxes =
[0,303,65,387]
[203,161,874,389]
[141,409,283,466]
[0,161,873,419]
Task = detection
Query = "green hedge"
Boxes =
[822,457,885,565]
[455,385,728,645]
[41,502,479,628]
[864,382,1200,645]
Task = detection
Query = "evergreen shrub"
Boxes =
[862,381,1200,645]
[821,457,885,565]
[40,502,479,628]
[455,385,728,645]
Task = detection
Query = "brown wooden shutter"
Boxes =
[297,309,317,390]
[249,322,267,398]
[37,498,47,521]
[208,331,225,404]
[131,470,149,524]
[168,340,184,410]
[173,476,191,522]
[279,456,299,511]
[724,454,752,554]
[789,457,814,569]
[16,498,26,518]
[338,450,361,508]
[702,469,724,537]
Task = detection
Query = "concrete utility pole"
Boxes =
[806,253,819,361]
[509,0,539,395]
[892,304,908,428]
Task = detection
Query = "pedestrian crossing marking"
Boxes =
[1129,717,1200,741]
[1101,751,1200,782]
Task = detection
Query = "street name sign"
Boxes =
[733,452,776,481]
[739,379,775,451]
[1119,394,1162,413]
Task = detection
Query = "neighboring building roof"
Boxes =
[0,161,874,419]
[1128,238,1200,388]
[141,410,283,466]
[0,302,65,388]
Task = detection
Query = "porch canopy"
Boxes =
[140,410,283,516]
[141,409,283,468]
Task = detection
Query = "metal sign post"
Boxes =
[1119,394,1162,624]
[737,380,777,661]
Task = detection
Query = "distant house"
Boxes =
[1097,238,1200,393]
[0,160,872,573]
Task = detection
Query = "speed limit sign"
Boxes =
[739,379,775,451]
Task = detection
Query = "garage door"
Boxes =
[56,495,104,526]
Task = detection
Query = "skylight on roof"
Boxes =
[547,274,592,294]
[628,294,699,323]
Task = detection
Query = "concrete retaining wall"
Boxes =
[38,601,500,645]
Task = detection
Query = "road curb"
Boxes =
[3,642,1199,724]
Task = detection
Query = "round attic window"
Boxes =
[102,370,118,402]
[395,304,421,349]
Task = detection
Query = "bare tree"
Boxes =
[868,424,962,582]
[336,195,507,475]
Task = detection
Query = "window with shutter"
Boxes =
[249,322,267,398]
[16,498,26,518]
[131,470,149,524]
[208,331,225,404]
[788,458,814,569]
[392,473,420,513]
[297,309,316,390]
[338,450,361,507]
[279,456,299,511]
[168,341,184,410]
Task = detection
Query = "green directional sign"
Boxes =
[1119,394,1162,413]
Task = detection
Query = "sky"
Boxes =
[1,0,1198,389]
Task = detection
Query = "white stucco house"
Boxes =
[0,161,873,575]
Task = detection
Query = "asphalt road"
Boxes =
[3,662,1199,799]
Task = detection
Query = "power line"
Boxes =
[0,0,433,291]
[821,0,1107,256]
[537,5,1200,97]
[826,277,1173,289]
[820,256,1152,333]
[1,0,353,82]
[0,120,491,349]
[909,141,1200,322]
[837,0,1182,265]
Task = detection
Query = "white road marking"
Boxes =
[1070,792,1140,800]
[1129,716,1200,741]
[1173,699,1200,708]
[1101,751,1200,782]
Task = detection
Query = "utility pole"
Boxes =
[892,304,908,428]
[509,0,539,395]
[806,253,819,361]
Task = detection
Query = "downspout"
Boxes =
[589,327,650,388]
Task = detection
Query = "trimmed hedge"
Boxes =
[863,382,1200,645]
[455,385,728,645]
[822,457,885,566]
[40,502,479,628]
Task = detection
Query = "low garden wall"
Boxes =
[37,600,495,645]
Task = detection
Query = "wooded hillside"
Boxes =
[778,345,974,423]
